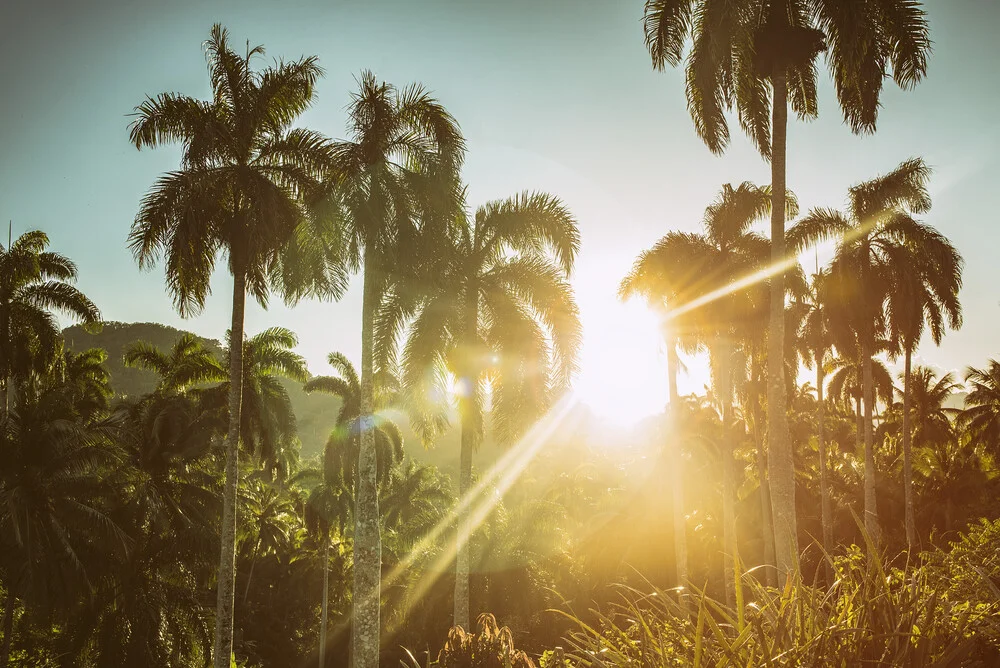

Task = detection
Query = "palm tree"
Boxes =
[642,0,931,575]
[222,327,309,480]
[827,346,893,452]
[127,26,346,665]
[792,157,945,542]
[620,231,709,586]
[0,230,100,416]
[393,191,581,629]
[303,351,407,666]
[0,387,125,663]
[886,242,962,549]
[621,182,778,602]
[790,268,835,562]
[325,71,464,667]
[300,443,351,668]
[123,333,225,394]
[239,476,298,607]
[958,361,1000,458]
[53,348,114,423]
[890,367,959,449]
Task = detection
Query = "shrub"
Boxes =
[405,613,536,668]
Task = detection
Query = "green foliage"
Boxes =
[923,518,1000,655]
[558,545,985,667]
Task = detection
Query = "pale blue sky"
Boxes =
[1,0,997,419]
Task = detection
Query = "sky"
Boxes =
[1,0,998,424]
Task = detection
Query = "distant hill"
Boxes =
[61,321,466,471]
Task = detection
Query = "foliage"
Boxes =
[405,613,537,668]
[558,543,988,667]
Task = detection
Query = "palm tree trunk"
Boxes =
[666,338,687,586]
[817,362,834,582]
[454,295,480,630]
[767,70,798,579]
[718,338,737,606]
[1,589,14,667]
[862,343,880,543]
[242,539,260,605]
[855,395,863,453]
[454,416,473,630]
[353,251,381,668]
[1,309,9,420]
[753,397,776,587]
[902,347,916,550]
[320,536,330,668]
[213,266,246,668]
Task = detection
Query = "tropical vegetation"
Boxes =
[4,5,1000,668]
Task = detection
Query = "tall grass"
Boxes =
[554,543,995,667]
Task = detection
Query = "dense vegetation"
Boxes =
[2,4,1000,667]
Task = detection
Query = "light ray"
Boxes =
[379,392,579,637]
[664,221,870,323]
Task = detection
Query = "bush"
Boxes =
[405,613,536,668]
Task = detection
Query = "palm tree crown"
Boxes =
[128,25,346,312]
[0,230,101,407]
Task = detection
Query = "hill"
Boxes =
[61,321,466,471]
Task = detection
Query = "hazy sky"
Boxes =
[1,0,998,421]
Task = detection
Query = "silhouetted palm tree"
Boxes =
[394,191,581,628]
[959,361,1000,458]
[127,25,346,665]
[324,71,464,666]
[790,268,835,563]
[621,182,781,602]
[642,0,931,574]
[827,346,893,448]
[886,241,963,549]
[792,157,940,541]
[620,231,710,585]
[0,230,100,416]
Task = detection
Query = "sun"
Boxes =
[573,297,668,426]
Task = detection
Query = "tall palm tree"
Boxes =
[393,192,581,629]
[886,242,962,549]
[958,361,1000,459]
[303,350,406,665]
[792,158,941,541]
[127,25,346,667]
[0,230,100,416]
[790,268,835,562]
[324,71,463,667]
[620,182,778,602]
[620,231,709,586]
[301,441,351,668]
[642,0,931,575]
